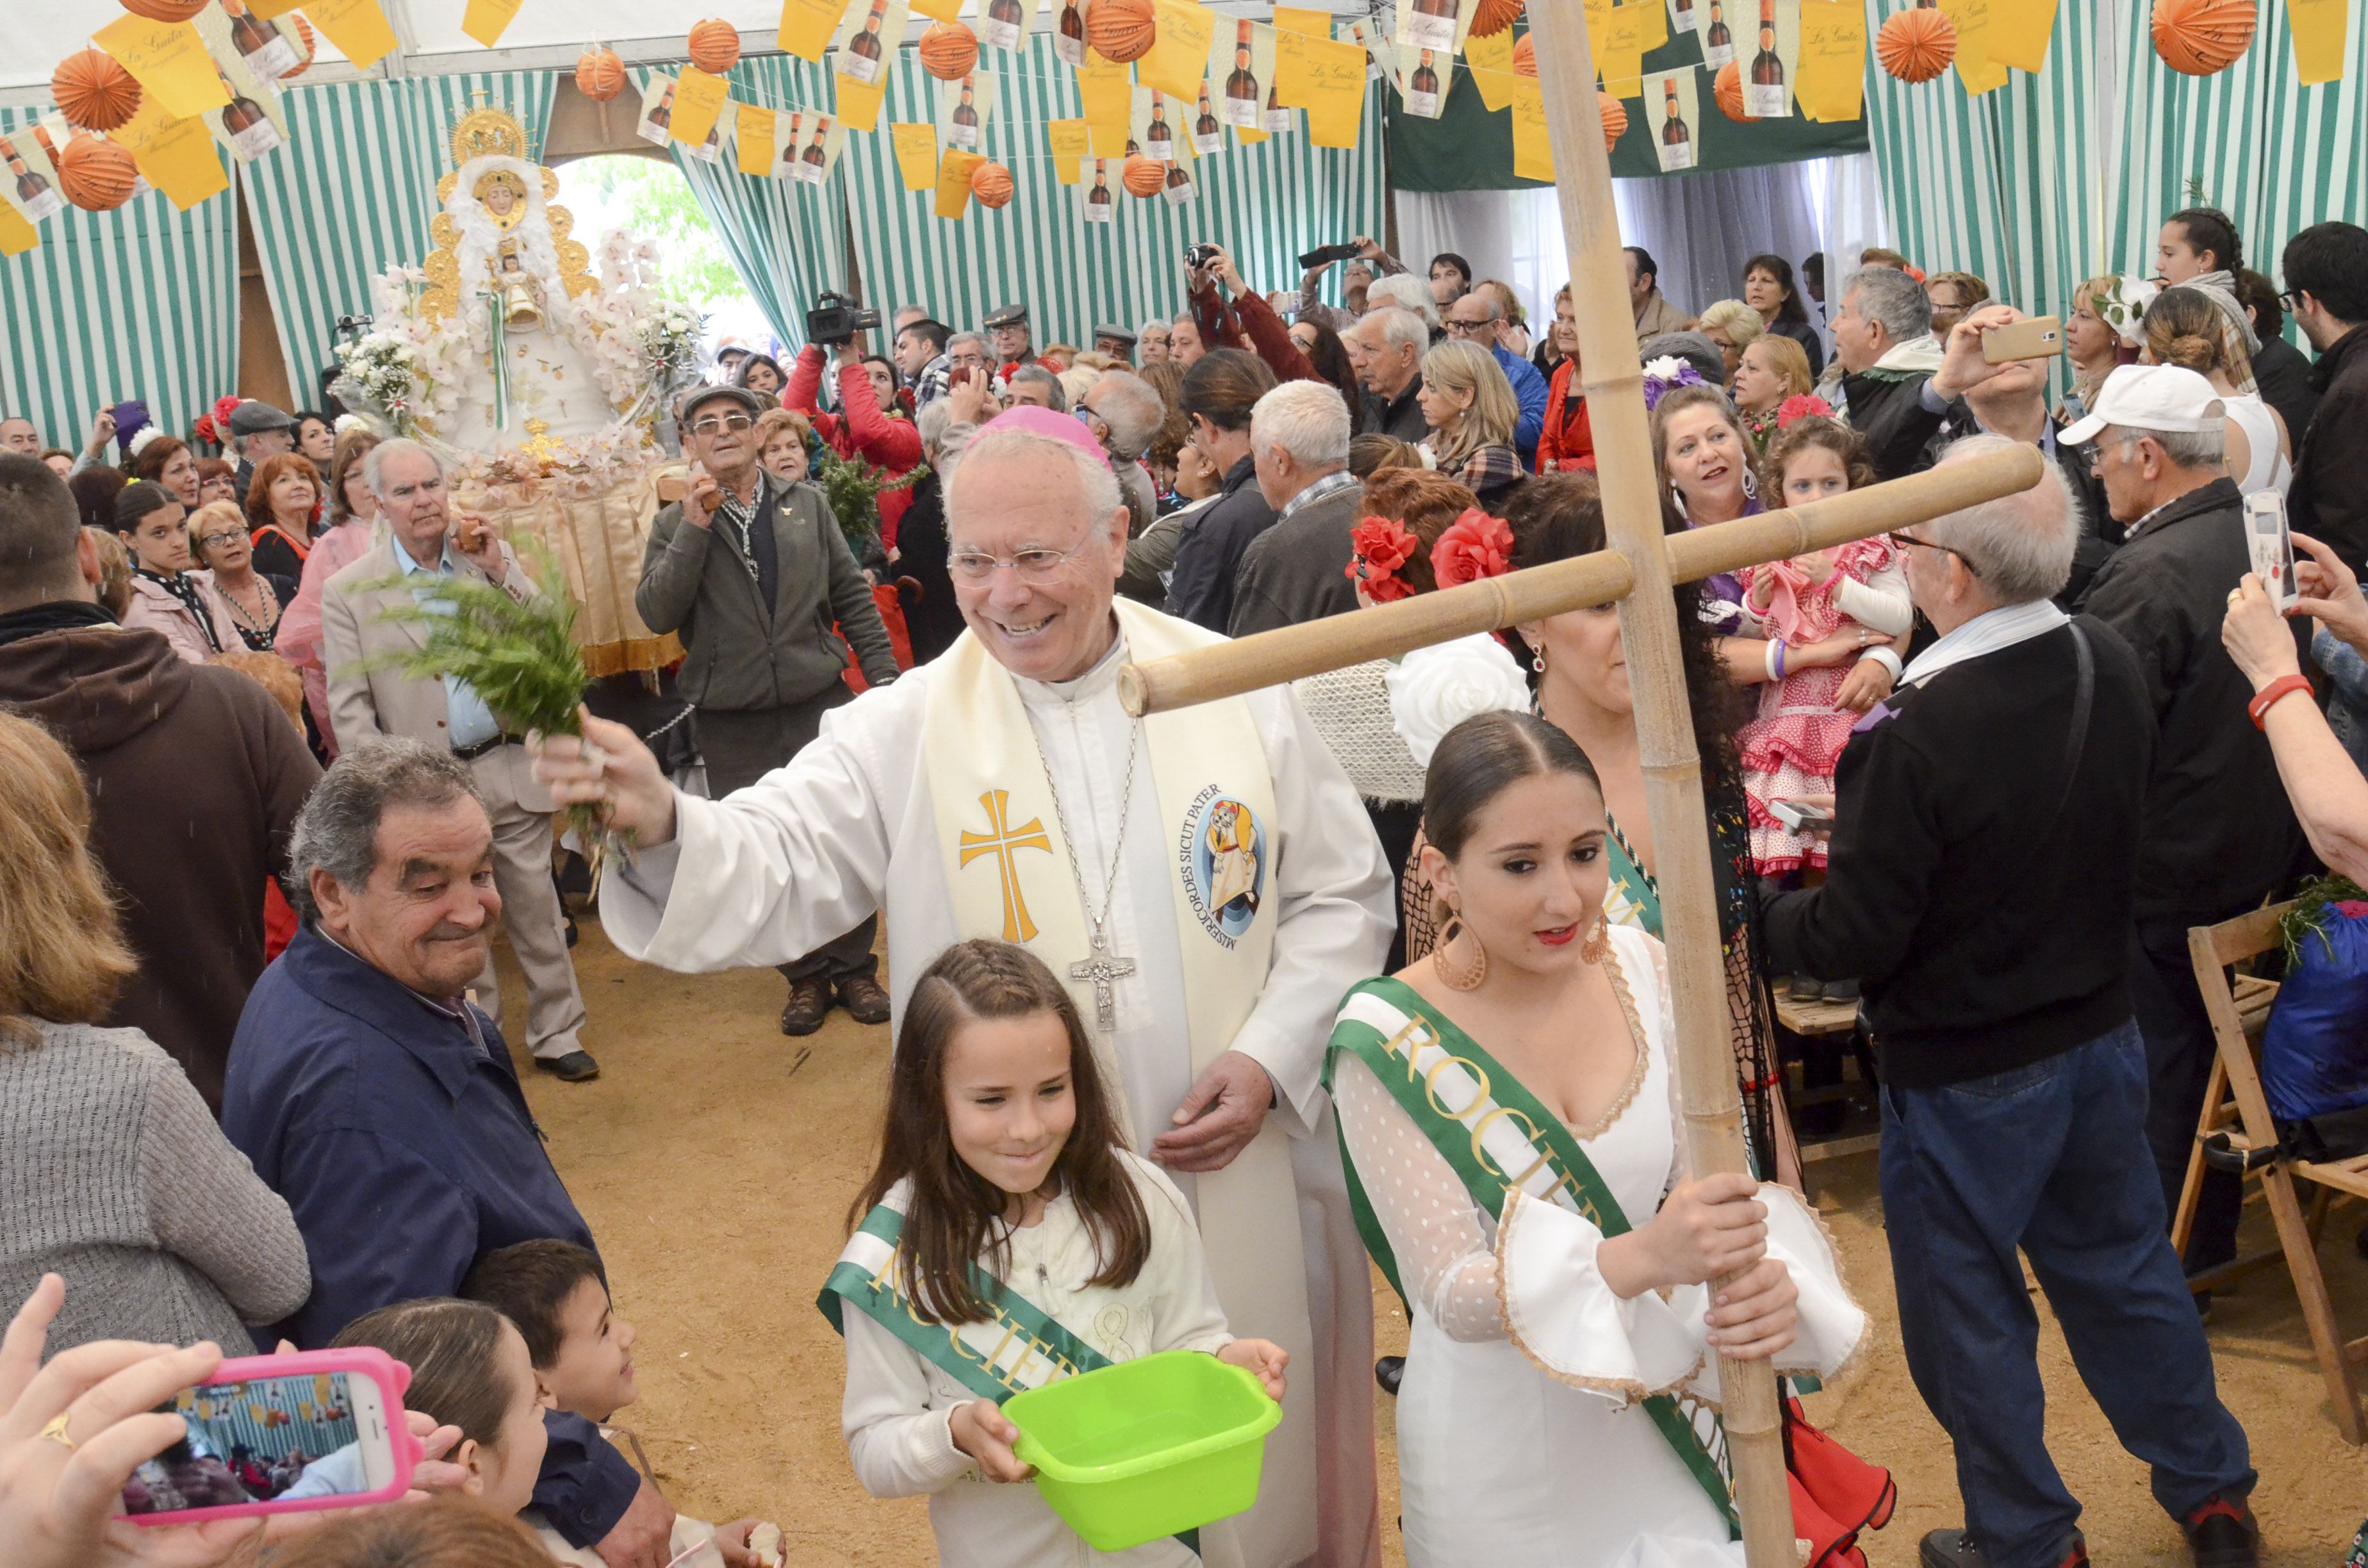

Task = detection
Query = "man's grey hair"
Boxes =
[1250,380,1352,470]
[361,437,442,502]
[2101,421,2226,472]
[1007,364,1069,413]
[1845,266,1936,347]
[947,331,989,359]
[1087,372,1165,460]
[1367,306,1431,358]
[1137,319,1169,341]
[1457,292,1505,323]
[944,424,1124,536]
[915,398,955,462]
[288,738,482,920]
[1367,273,1440,328]
[1924,434,2078,605]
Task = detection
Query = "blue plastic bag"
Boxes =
[2262,899,2368,1123]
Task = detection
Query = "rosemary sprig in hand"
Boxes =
[351,525,631,870]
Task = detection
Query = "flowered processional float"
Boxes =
[333,104,698,676]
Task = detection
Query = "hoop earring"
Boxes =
[1579,915,1610,965]
[1433,902,1489,992]
[1531,649,1547,675]
[1740,464,1761,502]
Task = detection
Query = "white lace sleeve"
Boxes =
[1332,1052,1509,1342]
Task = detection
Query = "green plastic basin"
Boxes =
[1005,1349,1282,1553]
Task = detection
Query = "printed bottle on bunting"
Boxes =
[802,117,833,176]
[1746,0,1785,115]
[1408,0,1459,49]
[1145,97,1173,158]
[1225,20,1260,124]
[952,81,981,147]
[1088,159,1113,216]
[1162,160,1192,204]
[1408,48,1440,117]
[1659,78,1693,168]
[218,70,281,159]
[223,0,299,79]
[1194,82,1221,148]
[1263,79,1290,132]
[1704,0,1732,61]
[1057,0,1086,65]
[647,83,676,132]
[847,0,889,81]
[983,0,1026,50]
[3,140,62,221]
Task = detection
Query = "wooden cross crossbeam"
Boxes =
[1119,6,2048,1558]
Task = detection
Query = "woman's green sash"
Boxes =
[1324,975,1738,1538]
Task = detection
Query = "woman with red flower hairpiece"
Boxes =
[1301,469,1492,970]
[1429,509,1515,589]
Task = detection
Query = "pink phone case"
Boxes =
[121,1347,420,1527]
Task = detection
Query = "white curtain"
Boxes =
[1391,153,1888,334]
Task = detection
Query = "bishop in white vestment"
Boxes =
[538,409,1394,1568]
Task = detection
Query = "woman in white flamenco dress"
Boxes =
[1326,710,1866,1568]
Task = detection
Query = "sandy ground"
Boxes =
[495,921,2368,1567]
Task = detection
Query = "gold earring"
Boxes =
[1580,915,1609,965]
[1434,900,1488,992]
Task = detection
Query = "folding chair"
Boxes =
[2171,901,2368,1444]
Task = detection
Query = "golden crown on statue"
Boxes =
[448,102,529,166]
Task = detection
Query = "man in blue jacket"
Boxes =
[223,739,671,1567]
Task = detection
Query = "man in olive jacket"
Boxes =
[637,384,901,1035]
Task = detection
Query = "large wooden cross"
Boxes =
[1117,8,2046,1560]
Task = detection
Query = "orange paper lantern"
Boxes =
[1122,153,1166,197]
[576,46,627,101]
[1598,92,1627,152]
[1513,34,1537,76]
[2150,0,2257,73]
[53,49,143,133]
[58,135,137,211]
[1468,0,1525,37]
[1087,0,1159,63]
[117,0,208,19]
[971,159,1014,208]
[281,15,318,79]
[1714,60,1754,120]
[1876,4,1957,81]
[686,18,741,74]
[919,20,981,78]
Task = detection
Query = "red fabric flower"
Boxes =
[1348,515,1421,602]
[1776,393,1835,430]
[1431,509,1515,589]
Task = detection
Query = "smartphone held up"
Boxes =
[119,1348,418,1527]
[1979,314,2063,364]
[2246,490,2297,614]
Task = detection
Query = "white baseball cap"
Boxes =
[2060,363,2226,446]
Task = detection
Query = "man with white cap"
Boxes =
[2065,364,2306,1287]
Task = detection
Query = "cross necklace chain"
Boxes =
[1035,718,1141,1033]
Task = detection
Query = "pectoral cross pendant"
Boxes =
[1070,927,1137,1033]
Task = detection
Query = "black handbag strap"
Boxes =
[2041,622,2096,840]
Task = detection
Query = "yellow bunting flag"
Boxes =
[1078,50,1134,157]
[910,0,963,18]
[736,105,777,175]
[1595,1,1657,97]
[935,147,984,218]
[1984,0,2057,72]
[2287,0,2349,85]
[1271,5,1330,35]
[94,15,230,121]
[122,107,230,209]
[1510,76,1552,181]
[778,0,850,61]
[0,200,38,256]
[1795,0,1866,119]
[460,0,524,47]
[302,0,402,70]
[1463,24,1515,111]
[835,69,887,131]
[1296,33,1368,147]
[892,121,940,188]
[1045,117,1090,182]
[670,68,732,147]
[1939,0,2009,93]
[1140,0,1217,101]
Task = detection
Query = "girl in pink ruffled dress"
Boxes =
[1736,420,1911,876]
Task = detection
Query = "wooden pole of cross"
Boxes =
[1116,9,2048,1562]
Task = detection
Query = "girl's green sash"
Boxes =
[1324,975,1738,1539]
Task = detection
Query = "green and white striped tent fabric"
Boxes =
[0,108,240,457]
[1863,0,2365,322]
[243,71,559,407]
[839,33,1386,349]
[640,57,846,347]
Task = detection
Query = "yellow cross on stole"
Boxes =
[958,788,1053,942]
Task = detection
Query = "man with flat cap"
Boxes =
[983,302,1035,369]
[634,382,902,1038]
[1092,324,1138,365]
[226,400,299,505]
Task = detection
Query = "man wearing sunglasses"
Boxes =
[635,384,901,1038]
[1764,434,2262,1568]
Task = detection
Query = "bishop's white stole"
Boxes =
[923,598,1317,1557]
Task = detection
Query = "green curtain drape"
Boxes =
[0,108,240,455]
[638,58,845,347]
[243,71,559,405]
[837,32,1385,349]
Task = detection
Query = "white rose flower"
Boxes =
[1386,633,1532,771]
[1643,355,1688,382]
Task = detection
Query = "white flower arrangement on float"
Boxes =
[334,266,482,434]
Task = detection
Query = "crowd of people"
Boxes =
[3,204,2367,1568]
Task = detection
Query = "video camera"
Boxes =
[806,290,882,348]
